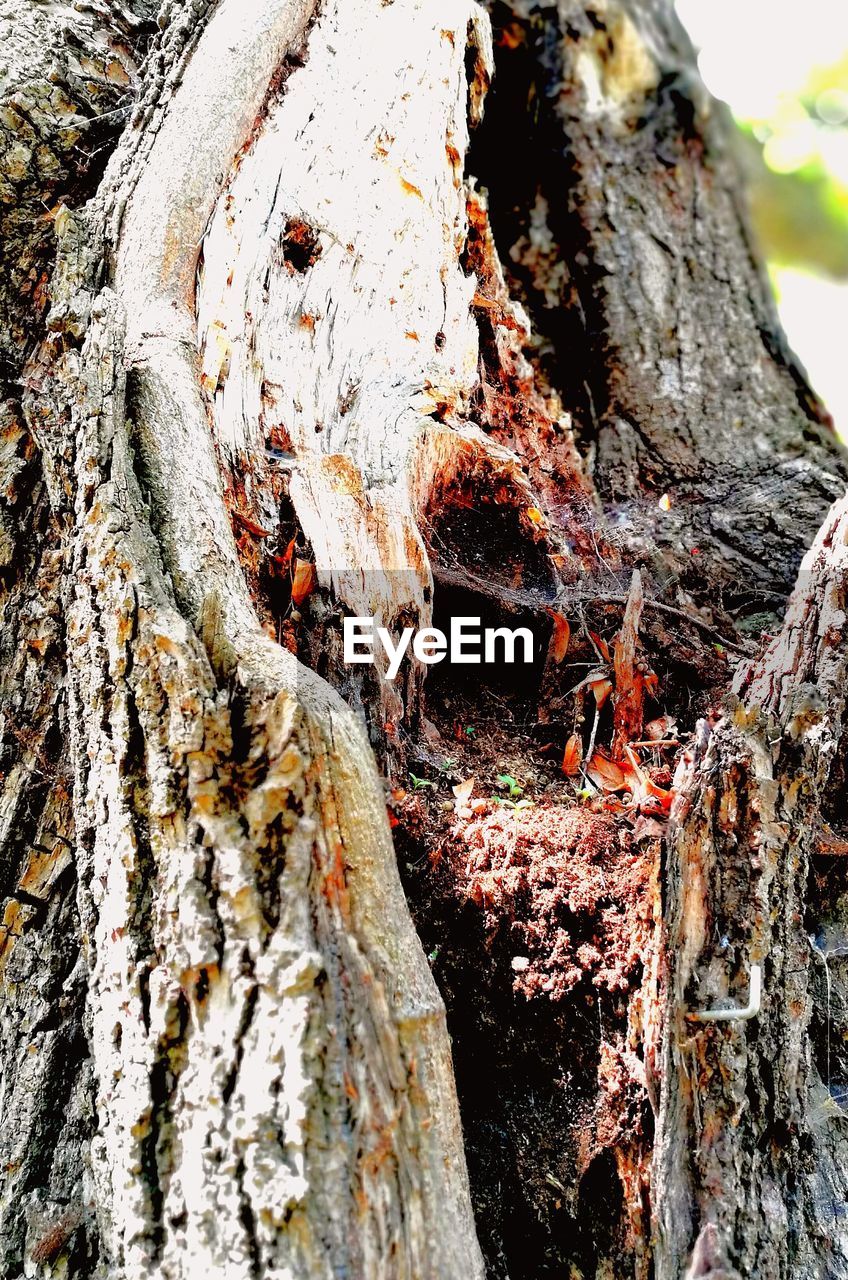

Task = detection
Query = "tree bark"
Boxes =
[1,1,847,1278]
[652,497,848,1280]
[472,0,847,617]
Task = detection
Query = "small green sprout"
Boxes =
[409,772,434,791]
[495,773,524,799]
[465,725,476,737]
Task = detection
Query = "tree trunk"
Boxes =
[1,1,847,1278]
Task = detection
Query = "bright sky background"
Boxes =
[676,0,848,437]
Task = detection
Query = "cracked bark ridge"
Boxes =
[0,0,157,365]
[6,0,485,1273]
[653,495,848,1279]
[0,399,90,1273]
[41,293,477,1277]
[473,0,848,615]
[0,8,163,1265]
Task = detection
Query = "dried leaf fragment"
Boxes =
[588,630,611,662]
[291,558,317,606]
[586,751,630,793]
[232,510,272,538]
[547,610,571,663]
[452,777,475,805]
[622,746,673,812]
[562,733,583,776]
[590,675,613,708]
[643,715,677,741]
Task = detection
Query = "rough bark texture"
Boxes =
[4,1,484,1275]
[653,501,848,1279]
[2,0,848,1278]
[472,0,848,619]
[0,4,157,1270]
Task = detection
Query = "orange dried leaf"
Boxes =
[291,558,317,606]
[526,506,544,525]
[642,779,673,812]
[497,23,524,49]
[622,745,673,812]
[547,611,571,663]
[274,534,297,571]
[232,510,272,538]
[452,777,475,805]
[586,752,630,793]
[562,734,583,777]
[400,176,423,199]
[589,630,611,662]
[643,671,659,697]
[589,675,613,708]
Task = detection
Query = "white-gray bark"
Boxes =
[3,1,488,1275]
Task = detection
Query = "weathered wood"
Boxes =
[473,0,848,613]
[652,496,848,1278]
[5,0,486,1274]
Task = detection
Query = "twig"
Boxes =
[580,701,601,791]
[597,595,754,656]
[429,560,755,656]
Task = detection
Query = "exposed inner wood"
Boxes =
[12,0,487,1274]
[195,0,601,748]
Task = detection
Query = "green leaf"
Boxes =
[495,773,523,798]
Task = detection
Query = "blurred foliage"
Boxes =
[676,0,848,432]
[739,51,848,279]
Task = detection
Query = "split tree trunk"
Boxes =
[1,1,847,1278]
